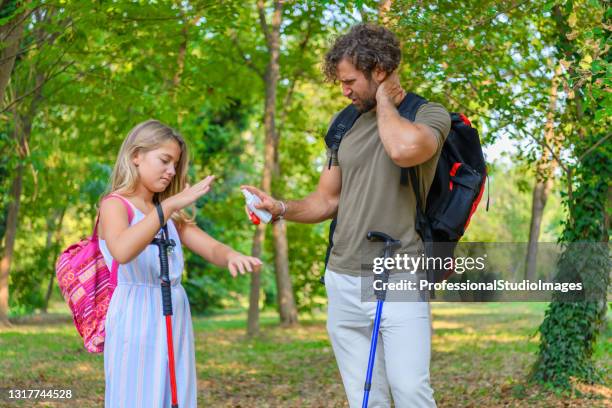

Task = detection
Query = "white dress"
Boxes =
[100,202,197,408]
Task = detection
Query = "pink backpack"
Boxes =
[56,194,134,353]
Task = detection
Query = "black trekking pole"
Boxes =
[362,231,401,408]
[152,205,179,408]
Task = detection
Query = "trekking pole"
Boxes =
[362,231,401,408]
[152,214,179,408]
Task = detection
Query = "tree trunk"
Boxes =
[247,224,265,336]
[172,26,188,90]
[531,2,609,389]
[0,162,23,326]
[0,2,28,107]
[525,178,553,279]
[172,9,199,126]
[173,24,187,126]
[247,4,315,334]
[43,208,65,312]
[0,103,36,325]
[524,65,561,280]
[273,220,297,325]
[525,180,553,280]
[257,0,298,326]
[0,5,59,324]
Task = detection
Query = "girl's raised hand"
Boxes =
[166,175,215,212]
[227,253,262,277]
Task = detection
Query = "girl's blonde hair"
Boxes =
[107,119,194,226]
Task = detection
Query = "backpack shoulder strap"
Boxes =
[96,194,136,286]
[93,194,135,238]
[397,92,429,121]
[324,104,361,169]
[102,193,135,223]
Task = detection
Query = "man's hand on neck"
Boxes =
[375,70,406,111]
[374,69,438,167]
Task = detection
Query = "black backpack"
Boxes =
[323,92,488,286]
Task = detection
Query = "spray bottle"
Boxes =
[242,189,272,224]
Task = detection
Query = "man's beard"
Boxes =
[356,96,376,112]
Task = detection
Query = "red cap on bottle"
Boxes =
[248,209,261,225]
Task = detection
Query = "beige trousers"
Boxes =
[325,269,436,408]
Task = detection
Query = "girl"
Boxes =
[98,119,261,407]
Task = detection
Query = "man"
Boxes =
[243,24,450,407]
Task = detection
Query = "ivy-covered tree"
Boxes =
[530,0,610,390]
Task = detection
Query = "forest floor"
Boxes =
[1,302,610,407]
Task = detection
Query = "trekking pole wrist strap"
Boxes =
[155,202,165,229]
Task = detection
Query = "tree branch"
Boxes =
[0,59,74,115]
[0,18,76,65]
[257,0,271,46]
[0,3,37,42]
[230,33,265,79]
[578,134,611,163]
[278,16,314,136]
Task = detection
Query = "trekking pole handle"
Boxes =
[366,231,401,255]
[159,241,172,317]
[367,231,401,301]
[366,231,397,244]
[153,236,176,316]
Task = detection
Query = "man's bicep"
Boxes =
[415,122,439,159]
[317,165,342,206]
[414,102,451,153]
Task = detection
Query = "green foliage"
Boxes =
[532,162,610,388]
[183,275,228,314]
[533,301,605,388]
[8,249,49,316]
[3,0,359,316]
[391,0,557,153]
[287,222,329,313]
[530,0,610,390]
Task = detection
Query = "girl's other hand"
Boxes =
[227,253,262,277]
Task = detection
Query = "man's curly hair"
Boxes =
[323,24,401,81]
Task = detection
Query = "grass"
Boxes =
[0,302,610,407]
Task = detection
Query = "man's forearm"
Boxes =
[376,95,437,167]
[376,95,427,164]
[283,191,338,223]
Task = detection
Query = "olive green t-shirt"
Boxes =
[326,102,451,276]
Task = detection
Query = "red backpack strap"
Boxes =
[95,193,136,287]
